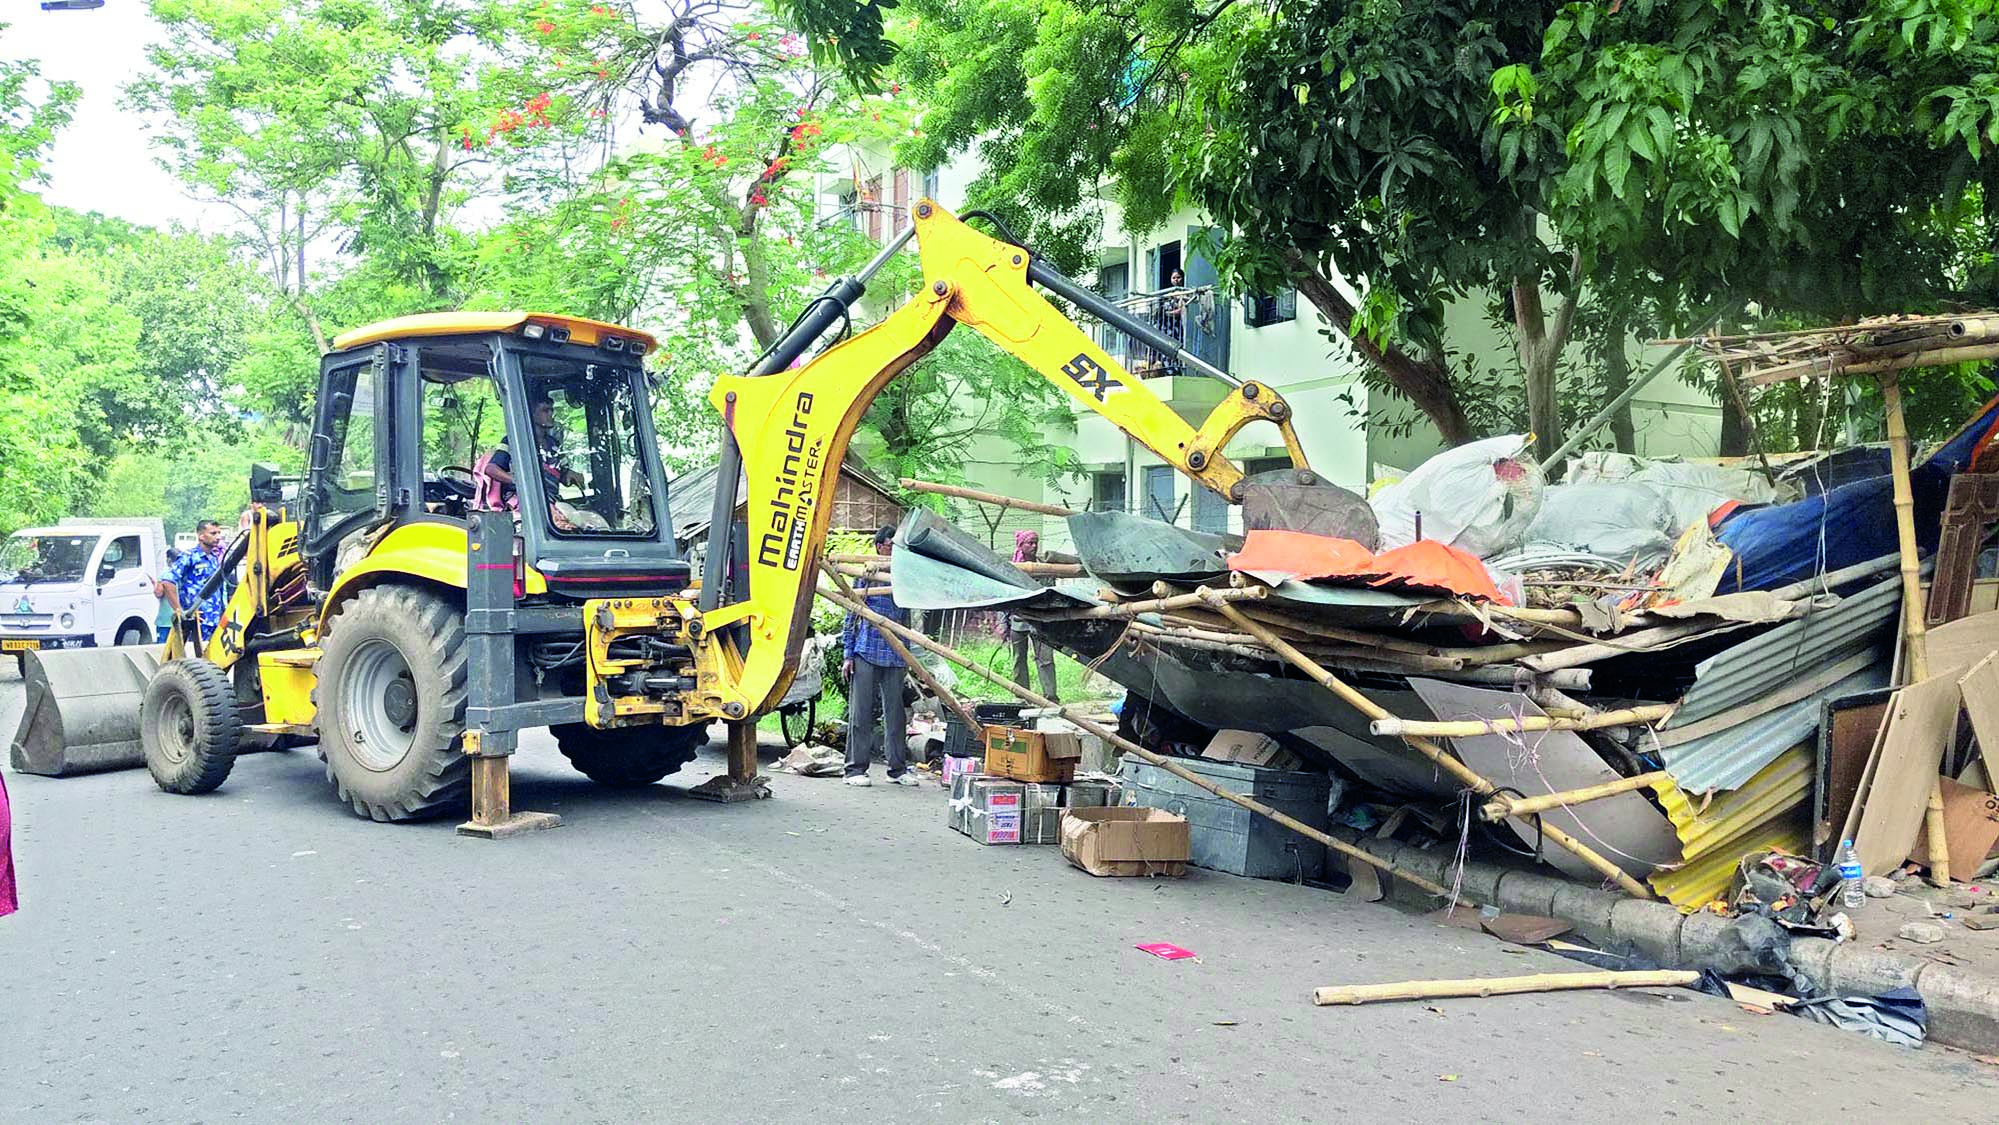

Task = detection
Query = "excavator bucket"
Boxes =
[8,645,161,776]
[1238,468,1381,548]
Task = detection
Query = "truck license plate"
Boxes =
[1,638,41,652]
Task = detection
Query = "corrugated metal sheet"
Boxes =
[1669,575,1900,726]
[1647,746,1814,910]
[1659,664,1889,793]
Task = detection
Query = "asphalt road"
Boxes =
[2,668,1996,1122]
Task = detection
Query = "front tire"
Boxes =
[142,658,241,794]
[553,723,706,786]
[313,586,470,821]
[115,621,151,647]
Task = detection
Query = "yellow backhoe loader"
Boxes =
[12,203,1348,832]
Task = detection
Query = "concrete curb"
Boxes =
[1360,837,1999,1054]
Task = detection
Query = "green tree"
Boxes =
[467,0,1078,481]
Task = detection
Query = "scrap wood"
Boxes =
[1479,771,1672,823]
[1036,584,1268,621]
[814,583,1455,900]
[899,478,1077,516]
[1853,672,1961,876]
[1370,703,1674,739]
[1199,589,1657,899]
[1312,970,1701,1006]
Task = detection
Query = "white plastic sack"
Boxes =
[1371,435,1545,557]
[1565,452,1787,533]
[1626,461,1786,533]
[1519,482,1679,569]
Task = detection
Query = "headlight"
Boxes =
[59,612,74,629]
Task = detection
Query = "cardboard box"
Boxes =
[965,807,1021,845]
[984,726,1079,783]
[1060,806,1189,877]
[1911,776,1999,867]
[1200,729,1303,771]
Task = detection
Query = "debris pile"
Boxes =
[865,322,1999,923]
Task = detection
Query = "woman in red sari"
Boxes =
[0,768,15,917]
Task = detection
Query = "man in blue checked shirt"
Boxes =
[159,519,231,643]
[840,525,917,787]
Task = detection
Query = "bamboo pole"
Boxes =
[815,584,1453,899]
[1480,771,1672,822]
[899,478,1078,517]
[1745,342,1999,385]
[1371,704,1674,739]
[1312,969,1700,1007]
[820,563,982,735]
[1882,375,1951,886]
[1517,618,1735,672]
[1202,591,1656,899]
[1035,585,1269,621]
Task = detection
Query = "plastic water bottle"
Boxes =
[1838,840,1866,911]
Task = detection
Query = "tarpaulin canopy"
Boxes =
[1715,395,1999,590]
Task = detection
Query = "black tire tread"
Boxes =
[311,585,470,821]
[142,658,241,794]
[553,722,705,787]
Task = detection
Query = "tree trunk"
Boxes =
[1282,249,1474,446]
[1513,262,1582,467]
[737,224,782,349]
[1718,388,1749,457]
[1599,327,1637,455]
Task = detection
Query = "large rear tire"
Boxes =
[313,586,469,821]
[553,723,706,787]
[141,658,241,794]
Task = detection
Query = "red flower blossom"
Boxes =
[534,20,554,34]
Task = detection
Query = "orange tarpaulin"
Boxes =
[1225,529,1382,581]
[1365,540,1509,605]
[1227,529,1510,605]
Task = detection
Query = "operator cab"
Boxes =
[304,312,688,598]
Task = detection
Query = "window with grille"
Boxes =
[1092,470,1126,513]
[1245,288,1298,328]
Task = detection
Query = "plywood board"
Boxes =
[1853,673,1961,875]
[1409,679,1682,881]
[1922,611,1999,679]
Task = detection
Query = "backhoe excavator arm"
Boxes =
[683,201,1314,720]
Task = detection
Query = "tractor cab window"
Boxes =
[415,341,505,520]
[516,354,660,537]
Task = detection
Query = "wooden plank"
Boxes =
[1312,970,1701,1006]
[1853,672,1962,875]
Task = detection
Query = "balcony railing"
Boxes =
[1082,286,1229,377]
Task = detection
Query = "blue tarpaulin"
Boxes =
[1716,397,1999,590]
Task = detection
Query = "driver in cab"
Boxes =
[477,392,585,530]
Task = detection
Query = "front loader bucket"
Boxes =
[9,646,162,776]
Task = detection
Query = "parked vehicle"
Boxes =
[0,518,166,669]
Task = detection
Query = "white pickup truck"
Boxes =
[0,517,167,667]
